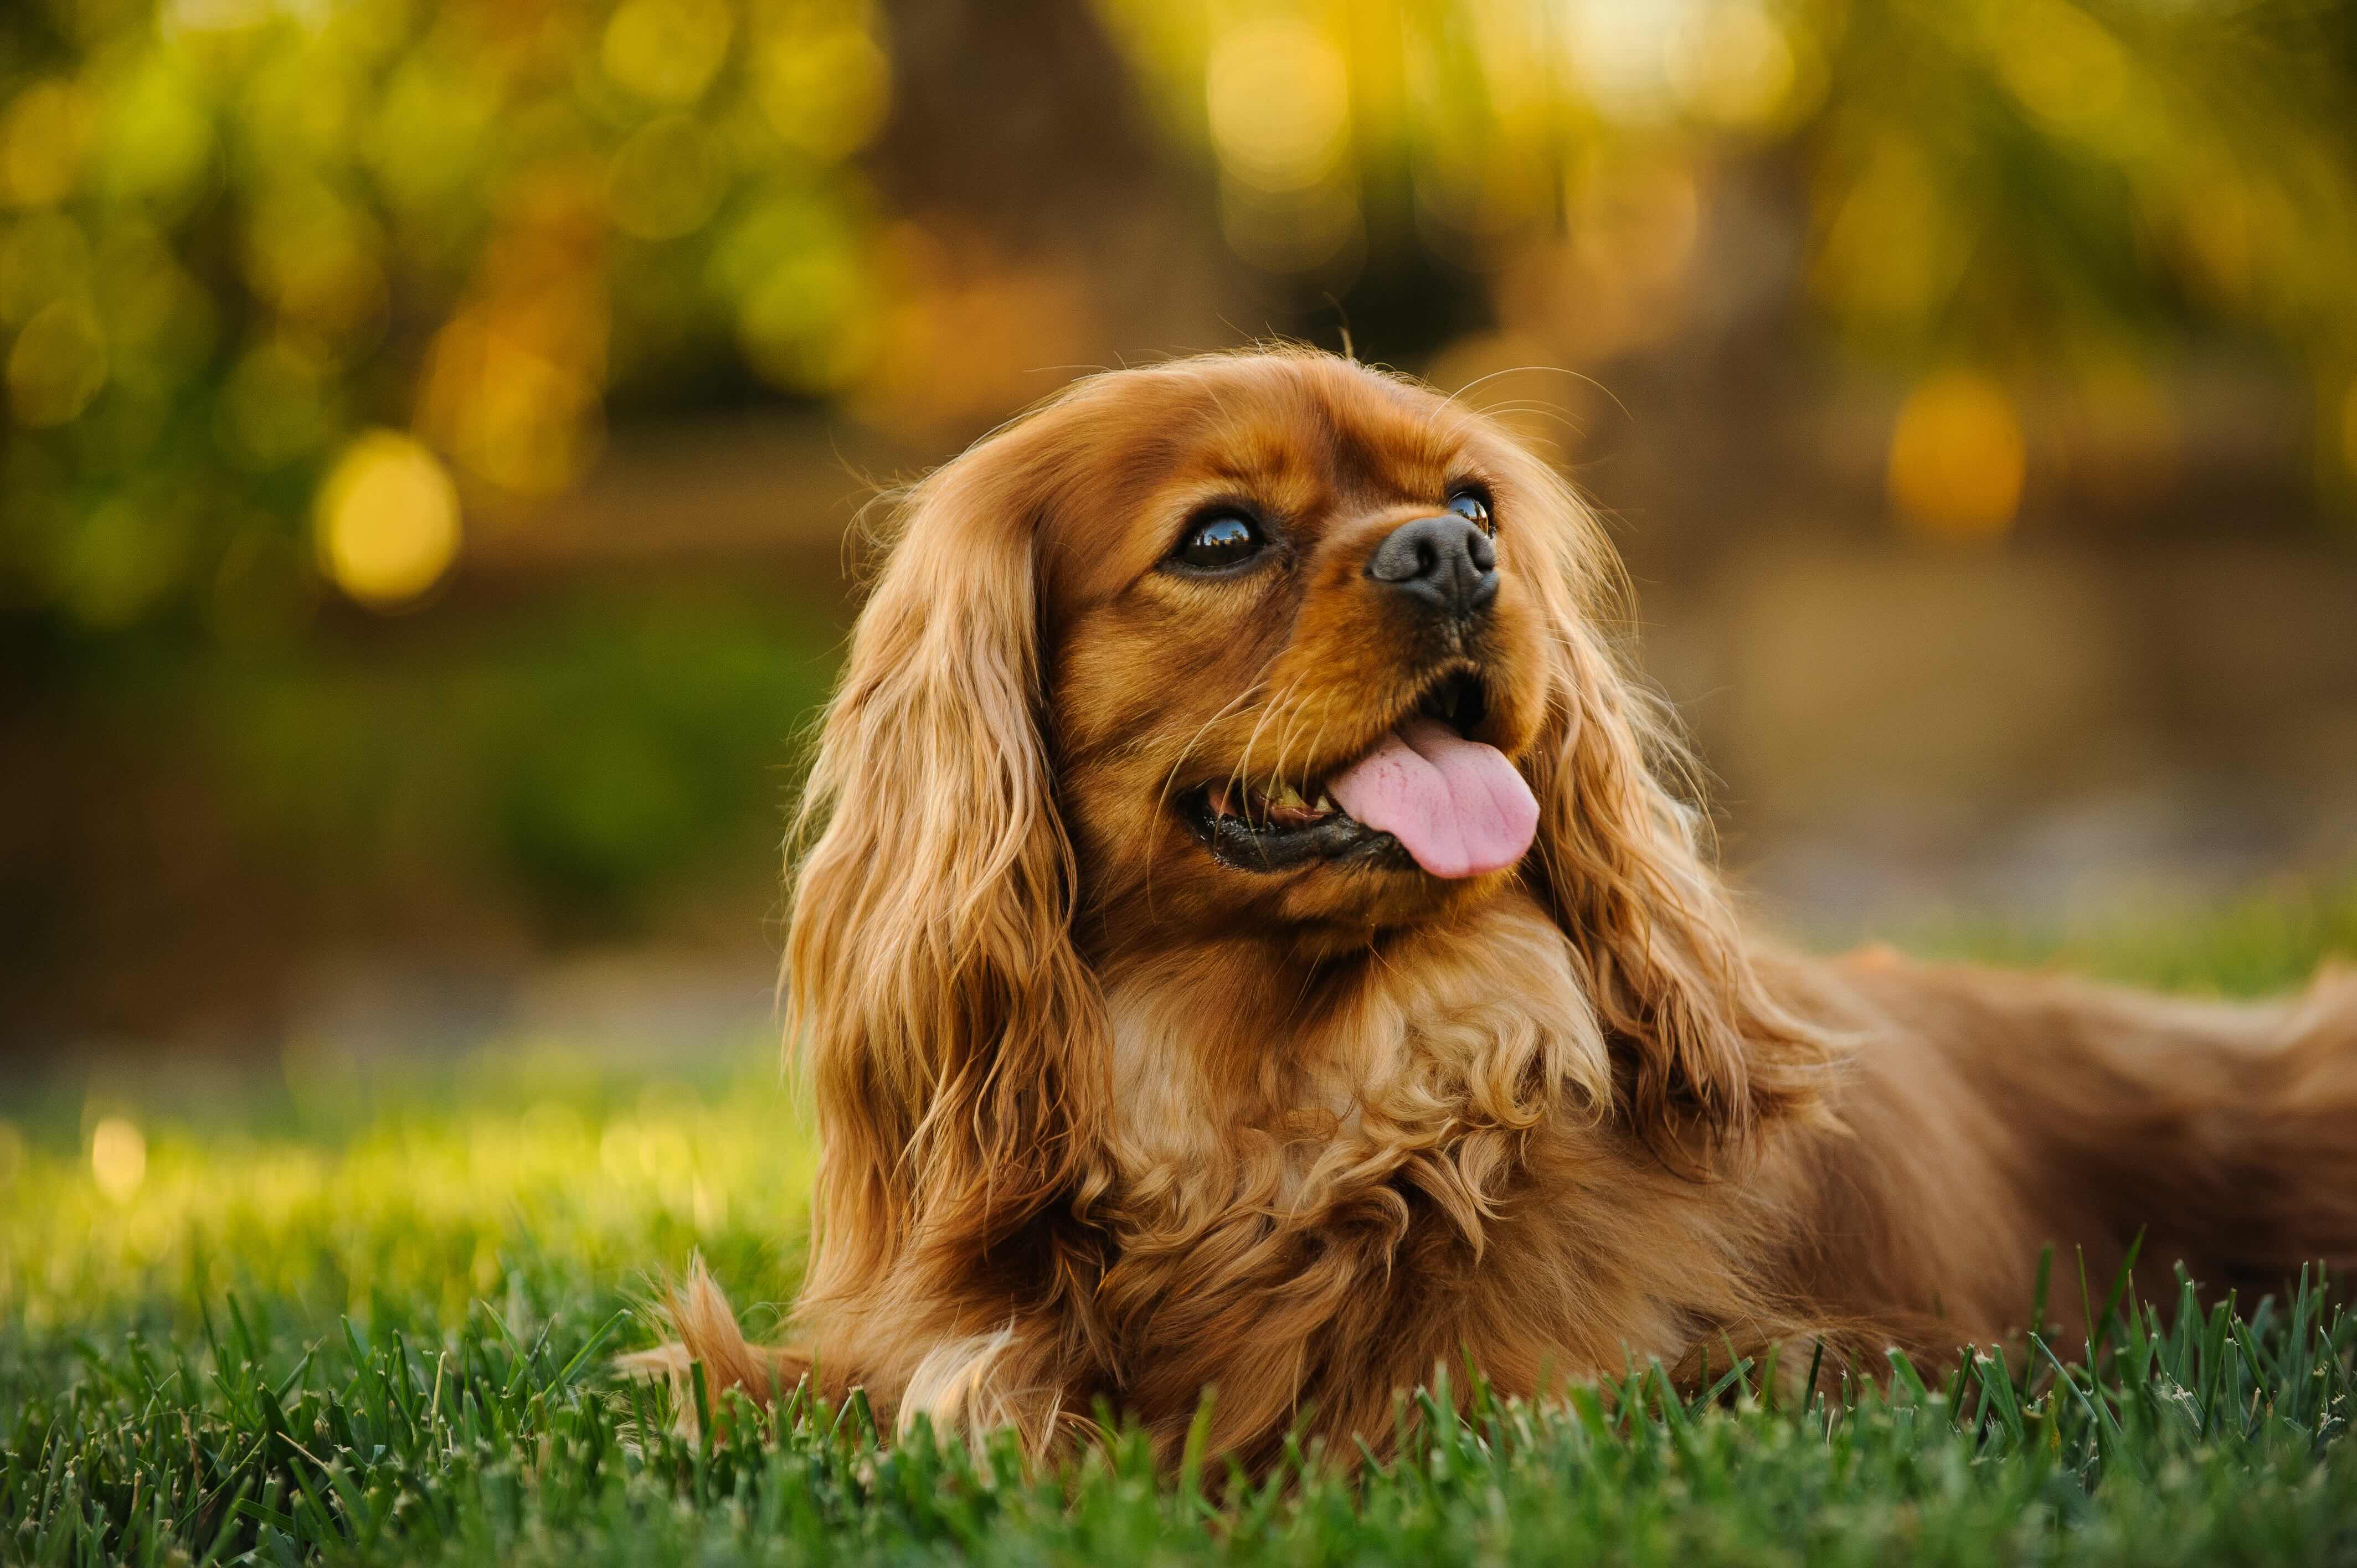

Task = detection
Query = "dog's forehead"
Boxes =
[1186,360,1463,498]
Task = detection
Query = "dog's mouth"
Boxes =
[1181,669,1537,879]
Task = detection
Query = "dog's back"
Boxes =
[1787,955,2357,1349]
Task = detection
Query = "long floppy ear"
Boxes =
[1506,453,1830,1174]
[784,429,1111,1312]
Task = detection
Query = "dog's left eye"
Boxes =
[1171,511,1267,571]
[1445,489,1495,535]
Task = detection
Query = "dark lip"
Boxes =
[1176,663,1494,876]
[1181,791,1416,873]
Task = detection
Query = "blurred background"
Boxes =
[6,0,2357,1070]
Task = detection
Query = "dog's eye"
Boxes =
[1445,489,1495,535]
[1172,511,1266,571]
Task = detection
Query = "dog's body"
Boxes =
[637,350,2357,1471]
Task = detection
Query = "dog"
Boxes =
[631,347,2357,1471]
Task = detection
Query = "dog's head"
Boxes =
[786,350,1819,1307]
[1044,354,1563,945]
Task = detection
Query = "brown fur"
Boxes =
[624,348,2357,1472]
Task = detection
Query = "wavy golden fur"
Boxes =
[628,348,2357,1472]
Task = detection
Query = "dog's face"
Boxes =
[1033,356,1575,948]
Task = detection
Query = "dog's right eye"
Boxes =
[1171,511,1266,571]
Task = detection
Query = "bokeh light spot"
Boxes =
[737,246,873,392]
[316,430,462,607]
[2,81,90,208]
[1814,144,1970,327]
[603,0,734,105]
[1666,2,1797,128]
[91,1117,146,1203]
[1207,19,1351,193]
[58,499,190,628]
[417,292,606,499]
[7,298,108,426]
[1887,371,2027,541]
[1198,11,1365,272]
[244,181,390,345]
[96,220,207,355]
[221,336,336,469]
[1992,1,2132,146]
[608,116,726,240]
[92,55,214,211]
[0,212,94,326]
[1561,0,1681,121]
[759,25,891,160]
[367,54,497,211]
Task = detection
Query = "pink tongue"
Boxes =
[1326,717,1539,878]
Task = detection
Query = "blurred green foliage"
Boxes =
[205,588,832,911]
[1105,0,2357,391]
[1105,0,2357,542]
[7,0,2356,641]
[0,0,890,633]
[70,584,837,941]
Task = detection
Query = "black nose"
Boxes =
[1365,514,1497,621]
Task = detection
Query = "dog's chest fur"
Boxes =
[1087,894,1766,1446]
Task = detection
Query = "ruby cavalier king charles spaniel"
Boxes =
[632,348,2357,1472]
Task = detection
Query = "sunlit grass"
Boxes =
[4,886,2357,1564]
[0,1045,815,1349]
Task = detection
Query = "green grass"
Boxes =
[7,885,2357,1566]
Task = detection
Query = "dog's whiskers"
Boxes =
[1229,672,1311,817]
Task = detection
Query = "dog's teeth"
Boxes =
[1213,778,1336,829]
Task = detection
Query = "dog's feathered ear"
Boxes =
[785,427,1110,1308]
[1506,457,1830,1174]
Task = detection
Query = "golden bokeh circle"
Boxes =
[314,430,462,607]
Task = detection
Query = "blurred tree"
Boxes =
[6,0,2357,642]
[1094,0,2357,525]
[0,0,893,632]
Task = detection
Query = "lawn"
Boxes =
[7,884,2357,1566]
